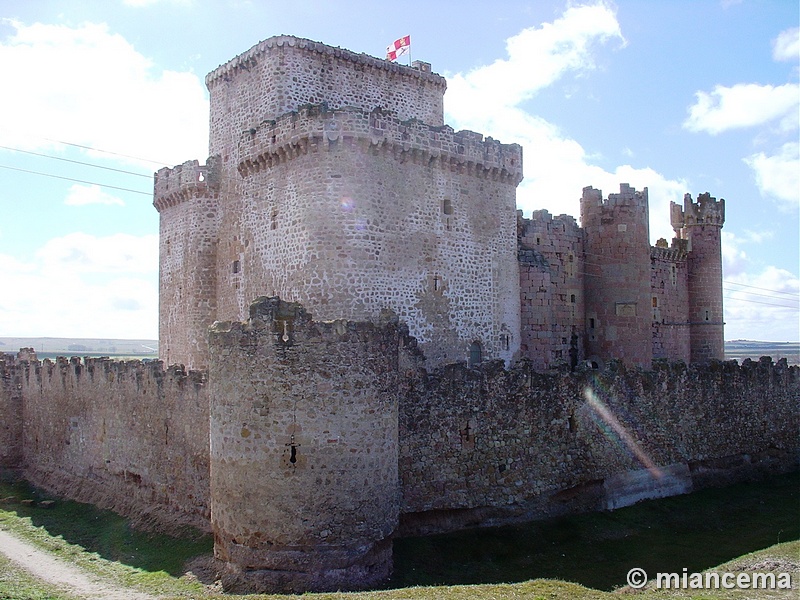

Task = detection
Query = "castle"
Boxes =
[1,36,796,594]
[154,35,725,374]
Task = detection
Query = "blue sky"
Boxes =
[0,0,797,342]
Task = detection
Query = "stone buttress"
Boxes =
[207,297,400,592]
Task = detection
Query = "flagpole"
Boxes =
[408,36,412,66]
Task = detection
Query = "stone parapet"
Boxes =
[650,245,687,262]
[236,105,523,185]
[153,158,220,212]
[206,35,446,92]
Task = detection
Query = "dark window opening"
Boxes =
[570,294,576,303]
[589,318,595,329]
[271,208,278,230]
[442,198,453,215]
[468,342,482,367]
[232,260,240,274]
[652,297,658,307]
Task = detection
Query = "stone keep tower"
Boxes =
[580,184,652,368]
[155,36,523,369]
[671,192,725,362]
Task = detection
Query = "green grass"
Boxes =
[0,471,797,599]
[391,472,800,590]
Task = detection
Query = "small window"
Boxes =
[468,342,482,367]
[442,198,453,215]
[589,318,595,329]
[652,297,658,308]
[705,310,710,321]
[232,260,240,274]
[433,274,441,292]
[570,294,576,303]
[271,208,278,230]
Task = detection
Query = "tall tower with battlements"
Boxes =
[155,35,522,369]
[580,184,653,368]
[670,192,725,362]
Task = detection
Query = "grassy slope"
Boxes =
[0,473,797,600]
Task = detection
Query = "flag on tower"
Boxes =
[386,35,411,62]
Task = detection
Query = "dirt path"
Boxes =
[0,528,158,600]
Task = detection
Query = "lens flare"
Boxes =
[583,385,663,479]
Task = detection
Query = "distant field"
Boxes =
[725,340,799,365]
[1,337,797,365]
[0,337,158,360]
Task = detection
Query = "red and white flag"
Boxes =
[386,35,410,62]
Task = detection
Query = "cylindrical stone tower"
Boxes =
[672,192,725,363]
[207,297,400,593]
[580,184,653,368]
[154,158,221,370]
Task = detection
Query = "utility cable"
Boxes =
[0,164,152,196]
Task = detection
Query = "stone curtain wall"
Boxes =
[399,357,799,534]
[0,356,23,468]
[207,298,401,592]
[1,317,796,592]
[17,357,210,532]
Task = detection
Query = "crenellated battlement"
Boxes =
[650,244,688,262]
[153,158,221,212]
[236,105,523,184]
[671,192,726,230]
[206,35,446,92]
[581,183,649,212]
[524,209,580,232]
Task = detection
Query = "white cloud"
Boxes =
[773,27,800,62]
[37,232,158,274]
[723,265,800,342]
[722,232,799,341]
[0,20,208,168]
[64,184,125,206]
[123,0,191,6]
[683,83,800,135]
[444,3,683,243]
[0,233,158,338]
[743,141,800,208]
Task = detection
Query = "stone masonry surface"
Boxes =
[0,34,769,594]
[2,327,798,589]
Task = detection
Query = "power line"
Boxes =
[6,132,173,167]
[0,164,151,196]
[724,280,799,297]
[723,295,798,310]
[0,144,152,179]
[723,286,798,302]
